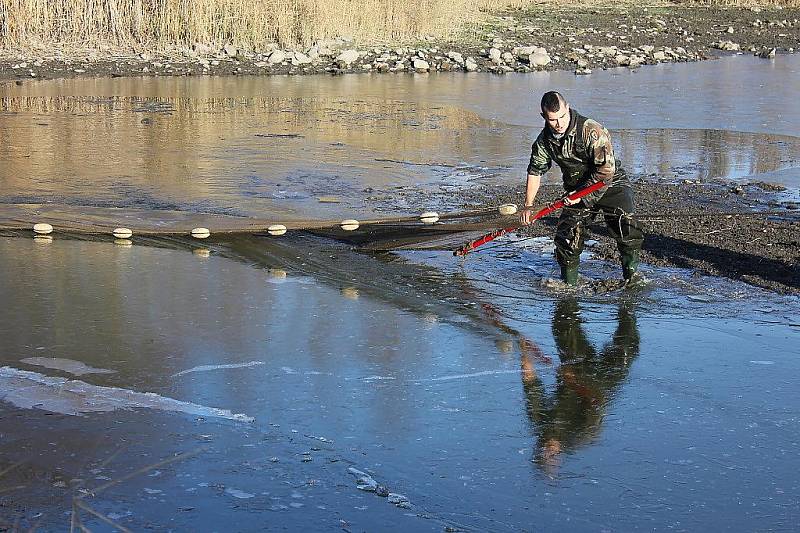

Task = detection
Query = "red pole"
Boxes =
[453,181,606,256]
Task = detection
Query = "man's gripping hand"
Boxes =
[519,206,536,225]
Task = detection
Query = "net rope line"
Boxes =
[1,201,796,250]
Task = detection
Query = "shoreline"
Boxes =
[1,5,799,81]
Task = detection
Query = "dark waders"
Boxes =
[554,179,644,284]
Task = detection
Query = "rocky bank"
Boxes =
[1,5,799,80]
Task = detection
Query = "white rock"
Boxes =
[614,54,630,66]
[335,49,360,66]
[223,44,238,57]
[465,58,479,71]
[488,47,502,63]
[413,58,430,71]
[529,51,551,67]
[447,51,464,64]
[292,52,312,65]
[501,52,514,62]
[268,50,287,64]
[640,45,655,53]
[653,51,667,61]
[715,40,740,51]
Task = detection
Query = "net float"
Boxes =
[112,227,133,239]
[340,219,360,231]
[33,223,53,235]
[191,227,211,239]
[419,211,439,224]
[498,203,518,215]
[267,224,287,236]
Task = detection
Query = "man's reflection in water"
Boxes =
[522,298,640,477]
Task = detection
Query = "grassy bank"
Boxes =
[0,0,533,50]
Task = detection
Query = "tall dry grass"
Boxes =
[0,0,534,50]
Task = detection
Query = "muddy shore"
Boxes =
[455,177,799,295]
[1,6,799,80]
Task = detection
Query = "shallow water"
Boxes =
[1,54,798,223]
[1,55,800,530]
[1,235,798,531]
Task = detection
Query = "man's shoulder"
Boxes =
[579,115,610,144]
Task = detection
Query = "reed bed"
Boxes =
[0,0,534,49]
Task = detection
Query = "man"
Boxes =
[521,91,643,285]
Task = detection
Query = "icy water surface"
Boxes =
[1,55,800,530]
[1,235,798,531]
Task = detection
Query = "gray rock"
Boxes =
[447,51,464,64]
[513,45,538,58]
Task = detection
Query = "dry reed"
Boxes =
[0,0,536,50]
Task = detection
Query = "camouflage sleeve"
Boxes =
[526,132,552,176]
[581,119,616,207]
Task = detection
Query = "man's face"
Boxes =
[542,103,570,135]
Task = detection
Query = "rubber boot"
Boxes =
[560,266,578,286]
[621,249,641,283]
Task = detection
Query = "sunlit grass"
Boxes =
[0,0,538,49]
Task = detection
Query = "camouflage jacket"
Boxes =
[527,109,622,207]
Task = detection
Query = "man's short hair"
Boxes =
[541,91,565,113]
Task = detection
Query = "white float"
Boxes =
[498,203,518,215]
[112,227,133,239]
[267,224,287,236]
[340,219,360,231]
[33,223,53,235]
[191,227,211,239]
[419,211,440,224]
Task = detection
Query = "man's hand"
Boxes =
[563,191,580,206]
[519,206,536,225]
